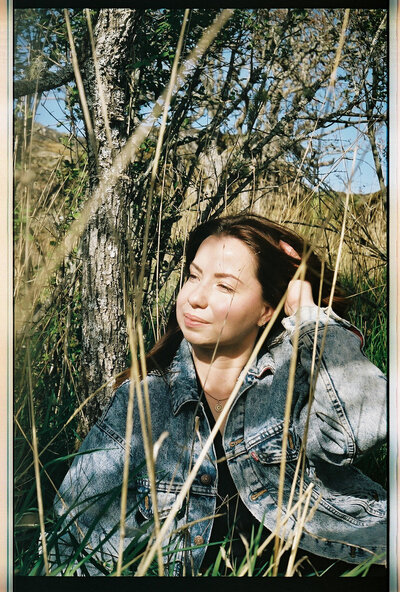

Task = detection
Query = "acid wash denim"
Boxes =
[53,305,387,576]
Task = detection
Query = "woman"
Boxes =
[53,214,387,576]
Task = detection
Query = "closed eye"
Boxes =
[218,283,235,293]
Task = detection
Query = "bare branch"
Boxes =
[14,63,74,98]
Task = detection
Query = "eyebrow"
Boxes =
[190,262,243,284]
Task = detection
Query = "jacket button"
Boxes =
[194,535,204,545]
[200,474,212,485]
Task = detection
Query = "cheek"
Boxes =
[176,287,187,313]
[212,297,243,325]
[226,295,264,325]
[215,299,234,319]
[175,290,187,333]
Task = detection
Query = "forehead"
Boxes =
[192,235,258,277]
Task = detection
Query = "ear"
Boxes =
[257,303,274,327]
[279,239,301,261]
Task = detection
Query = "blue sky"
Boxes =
[34,88,386,196]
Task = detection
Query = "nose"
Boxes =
[187,282,208,309]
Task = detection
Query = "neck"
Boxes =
[191,343,252,399]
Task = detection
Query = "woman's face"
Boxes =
[176,235,273,356]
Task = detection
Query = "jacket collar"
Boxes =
[169,339,200,415]
[169,338,276,416]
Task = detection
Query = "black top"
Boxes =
[200,394,271,573]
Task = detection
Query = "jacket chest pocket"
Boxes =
[248,422,300,465]
[247,422,301,494]
[136,479,184,525]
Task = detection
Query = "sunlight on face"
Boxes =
[176,235,273,356]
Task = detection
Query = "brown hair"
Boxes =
[114,213,348,389]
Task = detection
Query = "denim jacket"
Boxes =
[53,305,387,575]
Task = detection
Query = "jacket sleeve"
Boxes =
[282,305,387,466]
[50,384,138,575]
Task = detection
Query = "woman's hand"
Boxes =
[284,280,315,316]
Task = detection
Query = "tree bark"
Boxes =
[14,63,75,99]
[79,9,141,436]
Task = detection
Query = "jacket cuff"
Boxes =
[282,304,321,330]
[281,305,365,348]
[281,304,348,331]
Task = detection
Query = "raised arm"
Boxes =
[282,280,387,466]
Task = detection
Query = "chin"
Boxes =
[180,329,213,347]
[181,331,208,344]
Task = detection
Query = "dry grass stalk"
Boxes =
[287,265,326,520]
[117,11,191,575]
[26,346,49,575]
[115,317,166,575]
[115,321,139,575]
[236,483,315,577]
[155,157,170,340]
[64,9,98,169]
[328,9,350,91]
[135,9,190,319]
[281,156,357,575]
[85,8,113,155]
[270,263,326,572]
[14,416,60,503]
[240,173,359,576]
[238,533,251,575]
[272,261,308,575]
[272,179,353,574]
[17,374,118,483]
[285,486,314,575]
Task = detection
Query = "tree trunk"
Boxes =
[79,9,141,436]
[366,122,386,195]
[364,70,386,195]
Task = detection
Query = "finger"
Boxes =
[279,239,301,261]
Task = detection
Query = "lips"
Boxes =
[183,313,210,327]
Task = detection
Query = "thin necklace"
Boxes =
[204,391,229,413]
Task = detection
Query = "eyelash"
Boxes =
[218,283,234,293]
[187,272,234,293]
